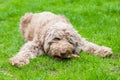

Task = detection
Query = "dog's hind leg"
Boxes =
[80,38,112,57]
[10,41,43,66]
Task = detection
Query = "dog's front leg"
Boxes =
[10,41,43,66]
[81,39,112,57]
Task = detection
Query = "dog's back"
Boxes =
[20,12,69,42]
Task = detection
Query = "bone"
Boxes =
[69,54,80,58]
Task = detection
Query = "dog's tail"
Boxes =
[20,13,33,41]
[20,13,33,25]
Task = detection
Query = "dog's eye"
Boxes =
[53,37,61,40]
[72,50,76,54]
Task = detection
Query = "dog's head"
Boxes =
[47,35,79,60]
[49,40,72,59]
[44,22,80,60]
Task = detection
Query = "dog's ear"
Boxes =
[20,13,33,24]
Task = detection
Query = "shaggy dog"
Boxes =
[10,12,112,66]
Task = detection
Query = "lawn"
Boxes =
[0,0,120,80]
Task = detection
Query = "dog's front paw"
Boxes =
[96,46,112,57]
[10,56,29,66]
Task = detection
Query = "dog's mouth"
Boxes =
[53,53,80,61]
[53,56,62,61]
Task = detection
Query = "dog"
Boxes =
[10,12,112,66]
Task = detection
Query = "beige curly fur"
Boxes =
[10,12,112,66]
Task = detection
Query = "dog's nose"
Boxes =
[61,52,66,55]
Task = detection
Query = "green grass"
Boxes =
[0,0,120,80]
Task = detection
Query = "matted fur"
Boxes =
[10,12,112,66]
